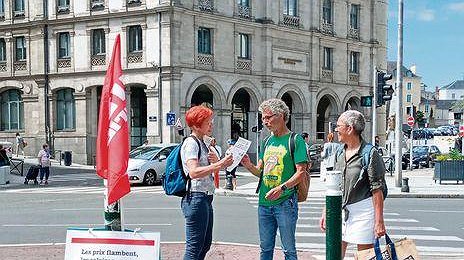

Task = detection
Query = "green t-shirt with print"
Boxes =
[258,132,308,206]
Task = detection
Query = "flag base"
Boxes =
[104,201,122,231]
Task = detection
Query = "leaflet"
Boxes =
[226,137,252,171]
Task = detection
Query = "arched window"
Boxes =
[0,89,24,131]
[56,88,75,130]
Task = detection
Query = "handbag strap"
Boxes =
[374,234,397,260]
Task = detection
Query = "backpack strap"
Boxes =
[183,135,203,193]
[255,135,272,194]
[288,132,297,173]
[360,143,374,181]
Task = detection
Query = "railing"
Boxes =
[57,58,71,68]
[14,61,27,71]
[127,52,143,63]
[91,54,106,66]
[321,69,333,82]
[321,21,334,35]
[57,5,70,13]
[349,73,359,83]
[0,61,6,72]
[282,14,300,28]
[236,58,251,71]
[348,27,359,39]
[237,4,250,18]
[198,0,213,12]
[197,53,214,67]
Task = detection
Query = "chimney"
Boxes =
[410,64,417,75]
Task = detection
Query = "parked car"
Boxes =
[308,144,323,175]
[127,143,178,186]
[402,145,441,169]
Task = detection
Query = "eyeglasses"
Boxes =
[262,114,277,121]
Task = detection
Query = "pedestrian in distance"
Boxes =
[15,132,26,157]
[319,110,387,259]
[0,144,9,167]
[241,98,308,260]
[180,105,233,260]
[224,138,238,190]
[301,132,313,170]
[320,132,340,181]
[37,143,51,185]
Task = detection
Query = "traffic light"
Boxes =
[376,71,394,107]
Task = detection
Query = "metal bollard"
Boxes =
[401,177,410,192]
[325,170,342,260]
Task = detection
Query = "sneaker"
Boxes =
[44,181,48,185]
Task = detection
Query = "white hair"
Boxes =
[258,98,290,123]
[339,110,365,134]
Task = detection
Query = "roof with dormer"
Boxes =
[387,61,418,78]
[440,80,464,90]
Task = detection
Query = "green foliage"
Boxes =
[436,149,464,161]
[416,110,426,124]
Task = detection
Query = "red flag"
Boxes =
[96,34,130,204]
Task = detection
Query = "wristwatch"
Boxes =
[280,184,288,192]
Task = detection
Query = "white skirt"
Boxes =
[342,197,375,245]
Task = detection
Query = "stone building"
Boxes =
[0,0,388,164]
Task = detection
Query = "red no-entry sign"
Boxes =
[407,116,415,127]
[459,125,464,137]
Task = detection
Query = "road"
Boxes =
[1,169,464,259]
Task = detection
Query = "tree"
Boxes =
[416,110,426,127]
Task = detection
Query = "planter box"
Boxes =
[434,160,464,184]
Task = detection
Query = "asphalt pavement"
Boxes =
[1,156,463,259]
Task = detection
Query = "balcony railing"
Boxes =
[237,4,250,18]
[57,58,71,68]
[91,0,105,10]
[127,0,141,5]
[197,53,214,68]
[14,61,27,71]
[321,21,334,35]
[91,54,106,66]
[13,10,25,17]
[349,73,359,84]
[321,69,333,82]
[0,61,6,72]
[127,52,143,63]
[236,58,251,71]
[281,14,300,28]
[57,5,70,13]
[198,0,213,12]
[348,27,359,40]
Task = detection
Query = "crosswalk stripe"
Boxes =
[384,218,418,223]
[389,234,464,242]
[0,186,165,194]
[387,226,439,231]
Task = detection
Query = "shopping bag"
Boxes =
[356,234,419,260]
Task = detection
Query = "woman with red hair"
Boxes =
[181,105,233,260]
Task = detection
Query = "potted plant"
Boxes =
[434,149,464,184]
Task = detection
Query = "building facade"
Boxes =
[387,62,422,122]
[0,0,388,164]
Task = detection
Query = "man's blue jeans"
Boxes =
[181,192,214,260]
[258,193,298,260]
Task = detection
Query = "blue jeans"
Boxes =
[258,193,298,260]
[181,192,214,260]
[39,166,50,181]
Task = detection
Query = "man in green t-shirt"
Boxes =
[241,98,308,260]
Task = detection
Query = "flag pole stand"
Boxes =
[104,179,122,231]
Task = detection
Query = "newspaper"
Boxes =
[226,137,252,171]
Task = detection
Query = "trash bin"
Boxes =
[64,151,72,166]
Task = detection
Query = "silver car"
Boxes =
[127,143,178,186]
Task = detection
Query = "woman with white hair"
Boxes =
[319,110,387,258]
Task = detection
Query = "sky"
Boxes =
[387,0,464,90]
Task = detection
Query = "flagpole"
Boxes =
[104,179,122,231]
[97,34,130,232]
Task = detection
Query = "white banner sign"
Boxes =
[65,229,160,260]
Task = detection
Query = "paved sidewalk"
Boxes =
[217,167,464,199]
[0,242,317,260]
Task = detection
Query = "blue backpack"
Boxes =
[335,143,388,206]
[162,136,201,197]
